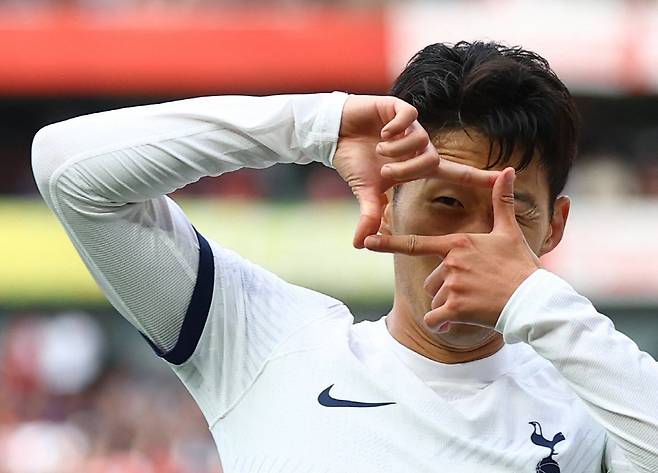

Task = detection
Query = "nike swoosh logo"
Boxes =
[317,384,396,408]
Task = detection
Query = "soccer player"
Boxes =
[32,42,657,472]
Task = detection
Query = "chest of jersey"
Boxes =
[211,342,606,473]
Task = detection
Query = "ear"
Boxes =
[540,196,570,256]
[379,188,395,236]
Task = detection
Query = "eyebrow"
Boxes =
[514,192,538,208]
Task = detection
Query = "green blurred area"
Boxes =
[0,198,395,309]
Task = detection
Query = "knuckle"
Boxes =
[384,163,401,177]
[377,142,391,156]
[499,193,515,205]
[454,234,472,249]
[443,255,458,269]
[445,276,461,292]
[406,234,417,254]
[445,297,462,313]
[509,231,525,245]
[427,150,441,166]
[416,131,430,147]
[444,280,457,293]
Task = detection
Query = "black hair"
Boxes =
[390,41,579,203]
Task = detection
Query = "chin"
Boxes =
[432,323,498,351]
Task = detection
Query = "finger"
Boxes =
[430,284,449,310]
[353,189,387,249]
[436,160,501,188]
[423,307,453,332]
[423,262,446,296]
[381,99,418,139]
[492,167,518,233]
[381,147,440,181]
[363,233,461,256]
[377,122,429,158]
[385,157,501,187]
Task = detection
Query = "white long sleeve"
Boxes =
[497,269,658,473]
[31,93,348,352]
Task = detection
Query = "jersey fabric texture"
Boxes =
[32,93,658,473]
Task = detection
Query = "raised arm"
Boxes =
[32,92,506,422]
[31,93,349,352]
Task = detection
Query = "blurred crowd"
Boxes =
[0,313,222,473]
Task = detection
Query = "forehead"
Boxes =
[427,128,550,203]
[432,128,529,170]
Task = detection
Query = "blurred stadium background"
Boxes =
[1,0,658,471]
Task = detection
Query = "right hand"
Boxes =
[363,168,541,331]
[334,95,501,248]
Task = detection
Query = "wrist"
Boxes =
[308,92,349,168]
[495,268,551,340]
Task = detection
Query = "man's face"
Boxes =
[385,128,569,350]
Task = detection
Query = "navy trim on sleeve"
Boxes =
[141,228,215,365]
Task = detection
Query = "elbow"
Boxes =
[31,121,76,201]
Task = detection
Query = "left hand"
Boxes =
[363,167,541,332]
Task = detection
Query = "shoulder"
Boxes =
[268,303,355,357]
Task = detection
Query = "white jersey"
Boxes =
[31,93,658,473]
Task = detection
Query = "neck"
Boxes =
[386,301,505,364]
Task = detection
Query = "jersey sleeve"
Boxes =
[31,92,348,355]
[497,269,658,473]
[604,436,642,473]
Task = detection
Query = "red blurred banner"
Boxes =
[1,2,657,96]
[0,7,388,95]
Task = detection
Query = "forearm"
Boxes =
[497,269,658,473]
[32,93,347,207]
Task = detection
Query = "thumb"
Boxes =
[492,167,518,233]
[353,188,387,249]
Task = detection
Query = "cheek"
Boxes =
[394,254,443,298]
[394,205,466,237]
[519,221,550,254]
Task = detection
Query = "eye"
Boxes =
[433,196,464,208]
